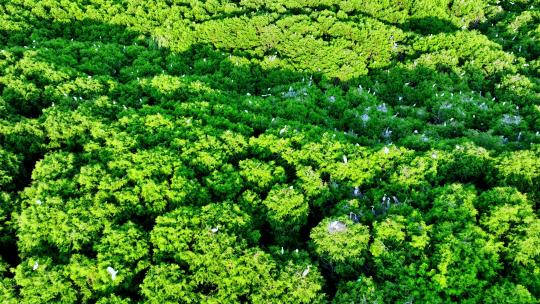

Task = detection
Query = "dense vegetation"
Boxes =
[1,0,539,302]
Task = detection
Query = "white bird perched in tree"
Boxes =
[211,227,218,233]
[36,199,42,205]
[302,265,311,278]
[361,113,370,123]
[281,247,284,255]
[383,146,390,154]
[353,187,361,197]
[107,266,118,281]
[343,155,348,164]
[33,261,39,271]
[328,220,347,233]
[382,128,392,138]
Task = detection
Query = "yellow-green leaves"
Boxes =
[310,216,370,275]
[263,186,308,244]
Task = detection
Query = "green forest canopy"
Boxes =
[0,0,540,303]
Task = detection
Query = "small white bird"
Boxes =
[383,146,390,154]
[107,266,118,280]
[33,261,39,271]
[328,221,347,233]
[281,247,284,255]
[36,199,42,205]
[210,227,218,233]
[302,265,311,278]
[343,155,348,164]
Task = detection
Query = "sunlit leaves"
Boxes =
[311,216,370,275]
[263,186,308,244]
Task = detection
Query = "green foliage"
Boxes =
[311,216,370,276]
[146,204,324,303]
[14,258,77,303]
[496,148,540,199]
[333,276,384,304]
[263,186,308,244]
[427,184,478,226]
[1,0,539,302]
[239,159,287,192]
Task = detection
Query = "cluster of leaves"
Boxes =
[0,0,539,302]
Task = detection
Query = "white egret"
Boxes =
[107,267,118,280]
[302,265,311,278]
[328,221,347,233]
